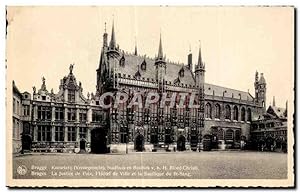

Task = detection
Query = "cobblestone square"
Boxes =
[13,151,287,179]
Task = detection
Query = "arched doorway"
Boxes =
[91,128,107,154]
[265,136,274,151]
[22,135,31,151]
[203,134,212,151]
[177,135,186,151]
[80,139,86,152]
[135,134,144,152]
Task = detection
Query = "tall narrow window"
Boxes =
[92,110,102,122]
[150,126,158,144]
[67,127,76,141]
[120,127,127,143]
[37,125,51,141]
[67,108,76,121]
[79,127,87,139]
[247,108,252,122]
[205,103,212,119]
[55,126,64,141]
[241,107,246,121]
[215,104,221,119]
[79,110,87,122]
[13,98,16,114]
[55,107,64,120]
[233,106,238,121]
[68,89,75,103]
[225,105,231,120]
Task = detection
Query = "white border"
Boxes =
[0,0,298,192]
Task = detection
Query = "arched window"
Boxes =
[225,105,231,120]
[241,107,246,121]
[68,89,75,103]
[217,129,224,140]
[233,106,238,121]
[215,104,221,119]
[225,129,234,141]
[205,103,212,119]
[247,108,252,122]
[235,129,241,141]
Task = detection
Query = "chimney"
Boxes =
[188,53,192,69]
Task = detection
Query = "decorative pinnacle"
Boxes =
[157,33,163,59]
[197,40,203,67]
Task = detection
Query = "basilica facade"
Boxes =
[13,22,267,154]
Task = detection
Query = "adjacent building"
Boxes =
[12,81,31,153]
[250,98,288,152]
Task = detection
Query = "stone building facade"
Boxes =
[12,22,269,153]
[12,81,31,153]
[250,99,288,152]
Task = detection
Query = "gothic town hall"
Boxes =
[12,22,269,154]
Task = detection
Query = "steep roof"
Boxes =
[267,106,287,119]
[118,52,195,86]
[205,83,254,101]
[116,52,253,101]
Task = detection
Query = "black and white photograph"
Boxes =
[6,6,294,188]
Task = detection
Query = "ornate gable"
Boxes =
[55,64,87,104]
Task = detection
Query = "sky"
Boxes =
[6,6,294,108]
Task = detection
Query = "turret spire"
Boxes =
[134,36,138,55]
[157,33,163,60]
[273,96,276,107]
[197,41,204,69]
[109,19,116,49]
[103,22,108,47]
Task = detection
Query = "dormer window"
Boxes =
[134,70,141,79]
[119,55,125,66]
[179,67,184,77]
[42,96,46,101]
[141,60,147,71]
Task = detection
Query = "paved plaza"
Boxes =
[13,151,287,179]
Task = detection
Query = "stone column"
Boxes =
[76,126,80,141]
[64,89,68,102]
[87,108,92,123]
[75,91,79,103]
[76,108,79,122]
[64,126,68,142]
[33,125,38,142]
[51,106,55,122]
[51,125,55,142]
[64,107,68,122]
[87,128,91,143]
[33,105,38,121]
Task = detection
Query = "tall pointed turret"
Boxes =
[109,20,116,50]
[155,33,166,65]
[106,19,120,90]
[254,71,267,112]
[103,22,108,47]
[154,33,166,92]
[196,42,205,70]
[134,39,138,56]
[187,45,192,70]
[193,42,205,151]
[157,33,163,60]
[273,96,276,107]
